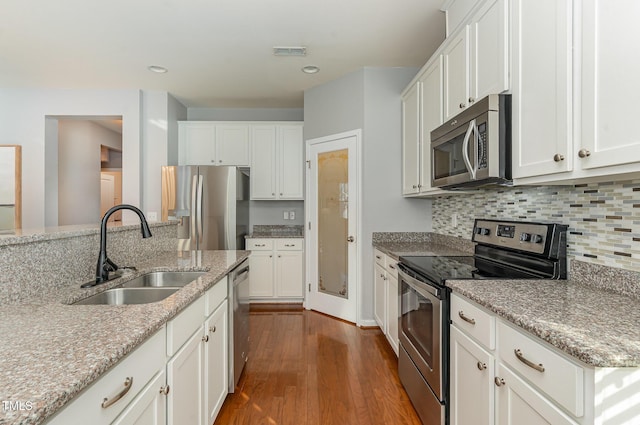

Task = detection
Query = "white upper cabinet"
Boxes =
[511,0,573,180]
[214,125,250,166]
[579,0,640,170]
[470,0,509,102]
[402,83,421,195]
[178,122,249,166]
[250,123,303,200]
[443,27,471,121]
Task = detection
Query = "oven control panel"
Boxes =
[473,219,556,255]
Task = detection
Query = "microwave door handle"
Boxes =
[462,119,477,180]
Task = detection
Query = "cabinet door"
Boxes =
[179,122,215,166]
[418,57,444,194]
[249,251,275,297]
[443,26,470,121]
[275,250,303,297]
[250,125,277,199]
[279,125,304,199]
[167,329,204,425]
[386,273,399,356]
[373,263,386,331]
[580,0,640,170]
[112,370,167,425]
[511,0,573,179]
[215,124,250,166]
[450,327,494,425]
[204,301,228,425]
[470,0,509,101]
[496,364,578,425]
[402,82,420,195]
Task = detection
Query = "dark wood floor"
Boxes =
[214,308,421,425]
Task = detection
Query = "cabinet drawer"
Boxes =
[385,255,399,278]
[45,330,166,425]
[205,276,228,317]
[374,249,386,267]
[498,320,584,417]
[451,293,495,350]
[167,296,205,356]
[275,238,303,250]
[246,239,273,250]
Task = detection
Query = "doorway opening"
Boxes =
[44,116,123,226]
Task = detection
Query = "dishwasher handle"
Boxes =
[232,264,250,286]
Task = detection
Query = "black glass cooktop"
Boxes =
[399,255,544,285]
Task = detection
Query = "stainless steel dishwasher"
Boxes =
[228,259,249,392]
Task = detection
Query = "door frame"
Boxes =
[304,129,363,325]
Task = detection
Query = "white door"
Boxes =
[306,130,360,323]
[402,82,420,195]
[100,173,115,219]
[167,329,204,425]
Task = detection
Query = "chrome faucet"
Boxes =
[81,204,152,288]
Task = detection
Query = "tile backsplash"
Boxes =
[432,179,640,272]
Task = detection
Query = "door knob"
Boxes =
[347,236,355,243]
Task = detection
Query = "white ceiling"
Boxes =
[0,0,445,108]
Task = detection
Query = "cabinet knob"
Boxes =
[578,148,591,158]
[477,361,487,371]
[468,97,475,103]
[209,326,216,333]
[494,377,505,387]
[412,185,417,189]
[272,193,276,196]
[347,236,355,243]
[280,193,283,196]
[553,154,565,162]
[202,335,209,343]
[459,102,466,109]
[450,120,458,126]
[159,385,170,396]
[218,160,223,163]
[211,160,215,163]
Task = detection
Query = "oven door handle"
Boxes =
[397,266,440,299]
[462,119,477,180]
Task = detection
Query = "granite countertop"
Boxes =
[373,241,472,260]
[0,250,250,425]
[446,278,640,368]
[246,224,304,239]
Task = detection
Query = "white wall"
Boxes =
[0,88,188,229]
[188,107,303,121]
[57,120,122,225]
[0,89,141,229]
[304,67,431,325]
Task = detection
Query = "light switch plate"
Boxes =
[147,211,158,221]
[283,211,290,220]
[289,211,296,220]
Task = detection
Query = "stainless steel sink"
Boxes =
[73,287,179,305]
[121,271,206,288]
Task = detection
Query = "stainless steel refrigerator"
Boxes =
[161,166,249,251]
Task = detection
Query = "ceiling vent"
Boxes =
[273,46,307,56]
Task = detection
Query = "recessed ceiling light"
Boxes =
[273,46,307,56]
[147,65,168,74]
[302,65,320,74]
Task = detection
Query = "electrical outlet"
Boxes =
[283,211,290,220]
[147,211,158,221]
[451,213,458,228]
[289,211,296,220]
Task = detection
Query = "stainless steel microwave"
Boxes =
[431,94,511,189]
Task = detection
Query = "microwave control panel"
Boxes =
[477,122,487,169]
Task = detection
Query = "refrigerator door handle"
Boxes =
[190,174,198,246]
[197,174,204,248]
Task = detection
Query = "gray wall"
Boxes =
[187,107,303,121]
[303,67,432,325]
[250,200,305,230]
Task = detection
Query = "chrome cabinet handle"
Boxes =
[375,255,382,260]
[477,361,487,371]
[514,349,545,372]
[553,154,565,162]
[389,264,396,270]
[458,311,476,325]
[159,385,170,396]
[209,326,216,333]
[202,335,209,343]
[494,377,505,387]
[102,377,133,408]
[578,148,591,158]
[284,244,295,247]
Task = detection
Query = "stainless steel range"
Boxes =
[397,219,568,425]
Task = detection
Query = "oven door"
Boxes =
[398,266,445,401]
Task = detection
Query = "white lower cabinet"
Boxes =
[451,292,640,425]
[247,238,304,301]
[372,248,399,356]
[46,277,231,425]
[112,370,167,425]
